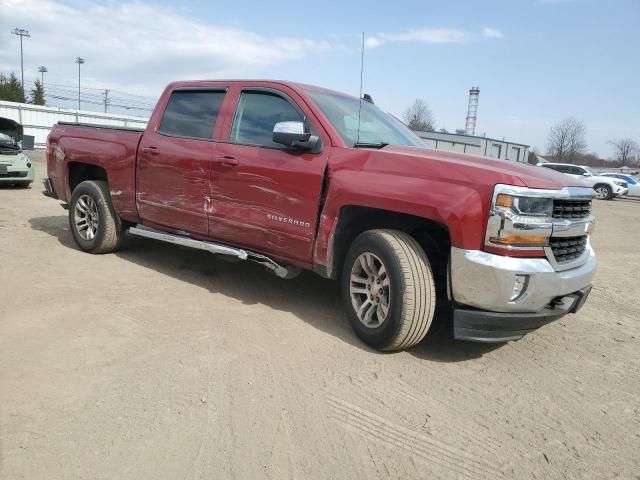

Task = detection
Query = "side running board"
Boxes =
[128,225,299,279]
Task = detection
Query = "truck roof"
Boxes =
[165,79,355,99]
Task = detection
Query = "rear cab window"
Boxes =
[158,89,226,140]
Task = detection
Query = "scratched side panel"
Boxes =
[209,143,328,263]
[136,134,215,236]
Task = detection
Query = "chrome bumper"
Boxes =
[451,246,597,313]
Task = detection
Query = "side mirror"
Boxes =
[273,121,318,150]
[582,172,590,177]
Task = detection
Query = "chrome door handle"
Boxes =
[141,146,160,155]
[215,156,239,167]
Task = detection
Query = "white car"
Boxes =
[539,163,628,200]
[599,173,640,197]
[0,133,34,188]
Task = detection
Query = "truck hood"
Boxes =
[378,145,588,190]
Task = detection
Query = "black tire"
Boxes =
[593,184,612,200]
[69,180,124,253]
[341,229,436,351]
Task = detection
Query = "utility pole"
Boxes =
[75,57,85,110]
[103,89,110,113]
[38,65,47,87]
[11,28,30,101]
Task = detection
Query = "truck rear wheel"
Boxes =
[342,229,436,351]
[69,180,124,254]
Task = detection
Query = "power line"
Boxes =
[18,76,157,115]
[22,77,157,104]
[42,92,154,113]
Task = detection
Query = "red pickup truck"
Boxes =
[44,80,597,351]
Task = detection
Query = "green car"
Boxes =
[0,133,34,188]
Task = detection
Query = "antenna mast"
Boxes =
[356,32,365,144]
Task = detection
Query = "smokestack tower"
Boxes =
[465,87,480,136]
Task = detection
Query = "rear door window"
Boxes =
[230,91,304,148]
[158,90,226,140]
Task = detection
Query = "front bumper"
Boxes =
[0,166,34,183]
[454,286,591,342]
[613,186,628,197]
[451,246,596,341]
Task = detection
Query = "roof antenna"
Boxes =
[356,32,365,145]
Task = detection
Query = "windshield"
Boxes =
[0,133,17,146]
[308,91,425,148]
[583,166,597,176]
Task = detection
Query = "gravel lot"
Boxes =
[1,151,639,479]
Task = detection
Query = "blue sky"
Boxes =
[1,0,638,157]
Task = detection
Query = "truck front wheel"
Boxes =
[69,180,124,254]
[342,229,436,351]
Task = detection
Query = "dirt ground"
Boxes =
[1,151,639,480]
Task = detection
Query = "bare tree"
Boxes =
[607,138,639,167]
[403,99,435,132]
[546,118,587,163]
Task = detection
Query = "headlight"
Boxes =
[485,186,553,253]
[495,194,553,217]
[613,180,626,187]
[18,153,31,168]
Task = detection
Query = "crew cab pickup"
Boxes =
[43,80,597,350]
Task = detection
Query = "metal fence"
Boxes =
[0,100,149,148]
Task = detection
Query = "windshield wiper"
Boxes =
[353,142,389,149]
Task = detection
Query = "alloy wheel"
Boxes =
[349,252,391,328]
[595,187,608,199]
[74,194,99,240]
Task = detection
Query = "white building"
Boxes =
[0,100,148,148]
[414,130,530,163]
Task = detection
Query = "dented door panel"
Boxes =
[136,134,215,236]
[210,142,328,261]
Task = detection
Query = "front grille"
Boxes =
[550,235,587,263]
[552,199,592,219]
[0,172,29,178]
[0,171,28,178]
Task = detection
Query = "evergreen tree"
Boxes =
[0,72,26,103]
[30,79,45,105]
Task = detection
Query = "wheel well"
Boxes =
[330,206,451,282]
[68,162,108,193]
[593,183,610,190]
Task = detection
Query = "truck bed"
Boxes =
[57,122,145,133]
[47,122,143,222]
